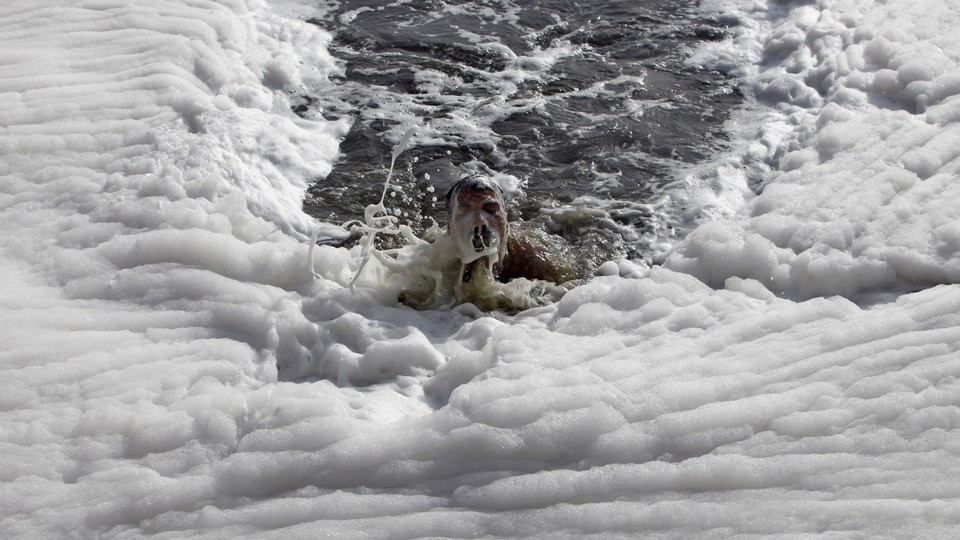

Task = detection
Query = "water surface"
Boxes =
[301,0,741,265]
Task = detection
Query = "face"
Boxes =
[448,182,508,265]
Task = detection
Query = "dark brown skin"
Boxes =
[496,234,576,284]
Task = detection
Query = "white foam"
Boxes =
[4,0,960,537]
[670,0,960,300]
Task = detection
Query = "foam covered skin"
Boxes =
[447,178,508,267]
[4,0,960,537]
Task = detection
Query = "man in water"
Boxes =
[445,175,576,285]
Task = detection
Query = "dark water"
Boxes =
[300,0,740,264]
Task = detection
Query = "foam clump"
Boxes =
[668,0,960,300]
[349,219,570,313]
[318,325,446,385]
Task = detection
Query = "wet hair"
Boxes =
[445,174,504,214]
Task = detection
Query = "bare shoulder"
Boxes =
[498,229,578,284]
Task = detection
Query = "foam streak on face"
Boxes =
[447,178,508,269]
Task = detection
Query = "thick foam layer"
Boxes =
[668,0,960,300]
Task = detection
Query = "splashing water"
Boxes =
[313,127,572,313]
[347,127,429,288]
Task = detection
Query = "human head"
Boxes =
[445,175,508,265]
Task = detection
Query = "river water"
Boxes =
[301,0,741,268]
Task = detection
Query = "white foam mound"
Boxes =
[3,0,960,537]
[667,0,960,300]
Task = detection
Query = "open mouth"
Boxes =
[457,222,499,263]
[472,225,494,253]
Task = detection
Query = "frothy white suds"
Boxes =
[671,0,960,300]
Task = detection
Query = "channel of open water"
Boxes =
[300,0,741,269]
